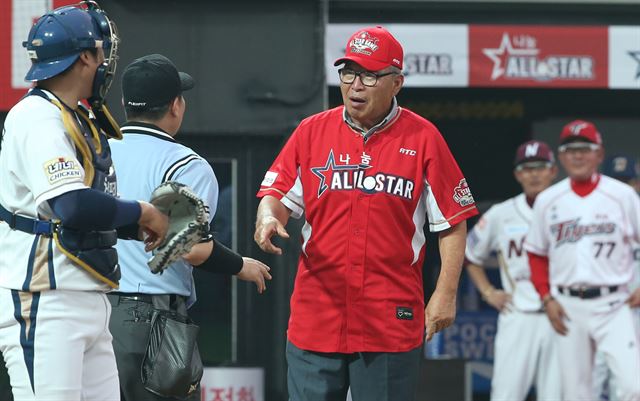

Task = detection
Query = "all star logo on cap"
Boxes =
[334,26,404,72]
[349,31,379,56]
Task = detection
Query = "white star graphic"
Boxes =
[482,33,538,80]
[628,51,640,79]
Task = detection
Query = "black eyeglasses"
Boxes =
[338,68,398,87]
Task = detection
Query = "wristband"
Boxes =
[117,222,139,240]
[197,239,243,275]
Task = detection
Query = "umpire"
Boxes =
[107,54,271,400]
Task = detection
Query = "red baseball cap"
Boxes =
[334,26,403,72]
[559,120,603,145]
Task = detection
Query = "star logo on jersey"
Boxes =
[311,149,363,197]
[628,50,640,79]
[310,149,416,200]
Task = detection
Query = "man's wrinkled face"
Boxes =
[339,61,403,130]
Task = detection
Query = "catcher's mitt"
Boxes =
[147,181,209,274]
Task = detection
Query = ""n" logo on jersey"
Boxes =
[508,237,525,258]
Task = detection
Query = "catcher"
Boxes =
[107,54,271,401]
[0,4,168,400]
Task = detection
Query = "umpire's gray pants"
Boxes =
[107,293,200,401]
[286,340,422,401]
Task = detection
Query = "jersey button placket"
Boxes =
[346,180,369,350]
[347,132,377,349]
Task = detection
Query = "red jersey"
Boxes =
[257,105,478,353]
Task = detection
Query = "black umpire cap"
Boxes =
[122,53,195,109]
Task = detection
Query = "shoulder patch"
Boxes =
[43,157,82,184]
[453,178,475,206]
[261,171,278,187]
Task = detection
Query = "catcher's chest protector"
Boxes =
[27,89,122,288]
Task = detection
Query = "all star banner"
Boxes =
[326,23,639,90]
[3,21,640,111]
[469,25,608,88]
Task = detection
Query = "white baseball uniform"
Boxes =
[593,241,640,401]
[0,91,119,400]
[525,175,640,401]
[466,193,561,401]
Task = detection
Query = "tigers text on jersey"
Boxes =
[257,105,478,353]
[525,176,640,287]
[108,122,218,305]
[0,90,111,292]
[466,193,542,311]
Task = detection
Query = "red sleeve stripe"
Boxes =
[528,251,550,299]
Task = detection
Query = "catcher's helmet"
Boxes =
[23,1,118,82]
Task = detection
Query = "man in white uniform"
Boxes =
[466,140,561,401]
[0,4,168,400]
[525,120,640,401]
[593,154,640,401]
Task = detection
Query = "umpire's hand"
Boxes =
[238,257,273,294]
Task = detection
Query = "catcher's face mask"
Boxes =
[84,0,120,108]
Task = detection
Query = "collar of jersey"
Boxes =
[515,193,533,222]
[570,173,600,197]
[32,87,56,101]
[32,87,77,112]
[343,97,400,140]
[120,122,175,143]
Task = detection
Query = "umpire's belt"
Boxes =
[107,292,185,306]
[557,285,618,299]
